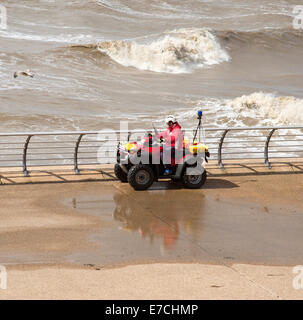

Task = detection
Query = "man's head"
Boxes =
[165,115,176,127]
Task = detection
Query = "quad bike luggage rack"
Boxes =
[0,125,301,176]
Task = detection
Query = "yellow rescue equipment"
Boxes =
[124,142,137,151]
[183,139,208,154]
[188,143,208,154]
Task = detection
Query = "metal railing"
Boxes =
[0,125,302,176]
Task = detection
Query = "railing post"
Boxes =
[23,135,32,177]
[264,129,276,168]
[74,134,85,175]
[218,129,229,169]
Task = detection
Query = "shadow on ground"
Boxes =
[0,160,302,186]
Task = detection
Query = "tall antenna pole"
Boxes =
[193,110,203,143]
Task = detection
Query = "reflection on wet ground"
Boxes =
[65,188,210,264]
[64,181,303,266]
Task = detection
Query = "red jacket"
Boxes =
[159,122,183,151]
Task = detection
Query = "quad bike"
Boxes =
[114,111,210,191]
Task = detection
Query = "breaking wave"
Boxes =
[96,28,230,73]
[172,92,303,128]
[230,92,303,125]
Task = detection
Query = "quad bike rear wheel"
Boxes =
[128,164,154,190]
[114,163,128,183]
[182,169,207,189]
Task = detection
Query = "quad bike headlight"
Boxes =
[129,149,137,155]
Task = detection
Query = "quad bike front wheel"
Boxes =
[127,164,154,190]
[182,170,207,189]
[114,163,128,183]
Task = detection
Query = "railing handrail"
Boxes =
[0,125,302,136]
[0,125,302,176]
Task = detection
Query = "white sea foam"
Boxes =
[230,92,303,125]
[97,28,229,74]
[170,92,303,129]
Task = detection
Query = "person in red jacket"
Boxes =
[159,115,184,175]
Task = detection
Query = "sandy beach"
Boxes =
[0,160,302,299]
